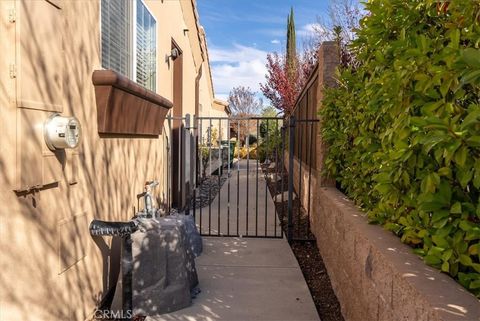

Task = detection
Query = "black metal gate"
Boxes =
[166,115,317,242]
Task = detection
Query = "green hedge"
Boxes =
[321,0,480,297]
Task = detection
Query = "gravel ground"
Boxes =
[169,169,230,215]
[192,171,229,209]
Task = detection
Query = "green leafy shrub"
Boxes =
[200,145,210,178]
[258,119,283,162]
[247,134,258,145]
[321,0,480,297]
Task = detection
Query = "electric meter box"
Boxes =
[44,114,82,150]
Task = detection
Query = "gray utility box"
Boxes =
[112,214,202,317]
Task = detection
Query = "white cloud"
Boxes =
[298,23,326,37]
[271,39,281,44]
[209,44,268,97]
[209,44,267,64]
[215,93,229,101]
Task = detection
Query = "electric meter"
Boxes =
[44,114,82,150]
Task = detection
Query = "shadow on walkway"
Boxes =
[148,237,320,321]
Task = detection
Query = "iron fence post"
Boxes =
[280,125,286,238]
[185,114,191,214]
[192,114,197,217]
[167,115,172,214]
[287,116,295,242]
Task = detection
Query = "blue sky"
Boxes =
[197,0,330,102]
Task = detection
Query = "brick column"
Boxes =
[315,41,339,187]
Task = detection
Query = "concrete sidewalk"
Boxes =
[197,159,283,237]
[147,159,319,320]
[148,237,320,321]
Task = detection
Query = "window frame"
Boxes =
[99,0,157,92]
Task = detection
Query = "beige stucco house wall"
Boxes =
[197,27,215,117]
[0,0,218,320]
[196,27,232,145]
[212,99,231,117]
[209,99,231,140]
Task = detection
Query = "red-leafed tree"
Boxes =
[261,1,363,114]
[260,52,315,115]
[261,53,294,114]
[260,9,315,114]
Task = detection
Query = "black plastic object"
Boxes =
[89,219,137,320]
[89,219,138,237]
[169,214,203,257]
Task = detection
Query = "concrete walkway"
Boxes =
[148,159,319,321]
[197,159,283,237]
[148,237,320,321]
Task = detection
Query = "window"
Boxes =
[101,0,156,92]
[135,0,156,91]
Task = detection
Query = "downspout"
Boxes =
[195,65,202,117]
[194,66,202,191]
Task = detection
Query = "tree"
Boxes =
[261,8,312,114]
[310,0,363,68]
[259,106,281,140]
[259,106,282,162]
[286,7,297,77]
[228,86,263,145]
[261,53,295,114]
[261,106,277,118]
[227,86,263,116]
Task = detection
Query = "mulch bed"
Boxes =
[262,162,345,321]
[291,241,344,321]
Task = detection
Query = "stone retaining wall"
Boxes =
[311,187,480,321]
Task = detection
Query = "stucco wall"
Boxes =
[199,59,214,117]
[207,100,230,140]
[0,0,214,320]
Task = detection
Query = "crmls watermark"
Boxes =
[94,309,133,319]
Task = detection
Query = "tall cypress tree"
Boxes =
[286,7,297,77]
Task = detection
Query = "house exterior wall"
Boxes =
[197,27,215,117]
[0,0,215,320]
[204,99,230,141]
[197,31,231,144]
[197,102,230,146]
[198,70,215,117]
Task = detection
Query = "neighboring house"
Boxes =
[0,0,221,320]
[199,98,232,146]
[211,98,232,140]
